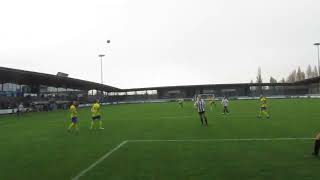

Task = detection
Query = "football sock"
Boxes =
[68,123,74,130]
[314,139,320,155]
[74,124,79,131]
[90,121,94,129]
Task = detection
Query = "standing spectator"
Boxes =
[17,103,24,116]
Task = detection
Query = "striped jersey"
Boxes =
[195,99,206,112]
[222,99,229,107]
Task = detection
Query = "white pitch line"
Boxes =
[159,115,193,119]
[71,137,314,179]
[128,137,314,143]
[71,140,128,180]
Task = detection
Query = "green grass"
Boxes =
[1,99,320,180]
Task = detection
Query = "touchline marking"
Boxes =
[71,137,314,179]
[128,137,314,143]
[71,140,128,180]
[159,115,193,119]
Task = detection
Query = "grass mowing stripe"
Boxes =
[159,115,193,119]
[72,138,313,179]
[1,100,320,179]
[128,137,314,143]
[71,141,128,180]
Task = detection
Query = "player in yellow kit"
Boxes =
[67,101,79,133]
[208,95,216,111]
[258,95,270,119]
[90,99,104,130]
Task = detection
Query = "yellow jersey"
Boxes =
[69,105,77,118]
[260,97,267,108]
[91,103,101,117]
[209,97,215,104]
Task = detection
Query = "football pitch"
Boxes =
[1,99,320,180]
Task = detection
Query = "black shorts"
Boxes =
[198,111,205,115]
[92,115,101,121]
[261,107,267,111]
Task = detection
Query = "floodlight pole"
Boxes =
[97,40,111,101]
[314,43,320,76]
[99,40,111,84]
[98,54,105,84]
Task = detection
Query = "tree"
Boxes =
[306,65,313,78]
[313,66,319,77]
[256,67,263,94]
[296,66,305,81]
[296,67,301,81]
[292,70,297,82]
[256,67,263,83]
[269,76,277,93]
[270,76,277,83]
[280,78,286,83]
[287,70,297,83]
[300,71,306,80]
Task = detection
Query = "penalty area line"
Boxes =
[71,140,128,180]
[128,137,314,143]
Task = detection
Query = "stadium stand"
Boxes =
[0,66,120,114]
[1,66,320,114]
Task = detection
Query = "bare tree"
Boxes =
[256,67,263,83]
[296,67,302,81]
[313,66,319,77]
[296,66,305,81]
[306,65,313,78]
[301,71,306,80]
[270,76,277,83]
[269,76,277,93]
[287,70,297,83]
[256,67,263,94]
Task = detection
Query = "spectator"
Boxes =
[17,103,24,116]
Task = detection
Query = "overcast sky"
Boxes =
[1,0,320,89]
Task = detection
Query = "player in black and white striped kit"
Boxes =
[194,95,208,126]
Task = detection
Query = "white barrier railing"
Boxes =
[1,95,320,115]
[0,109,14,115]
